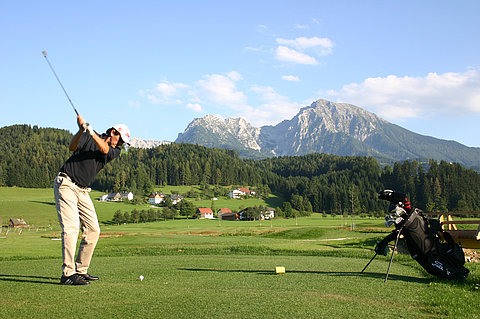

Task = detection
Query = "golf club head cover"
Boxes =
[375,240,389,256]
[375,232,396,256]
[378,189,412,213]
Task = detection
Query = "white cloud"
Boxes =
[141,80,188,104]
[187,103,203,112]
[226,71,243,81]
[196,72,247,106]
[282,75,300,82]
[243,86,300,126]
[325,68,480,120]
[277,36,333,52]
[275,46,319,65]
[294,24,308,30]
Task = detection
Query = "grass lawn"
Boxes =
[1,254,479,318]
[1,187,479,318]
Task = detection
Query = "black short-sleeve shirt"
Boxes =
[60,132,121,187]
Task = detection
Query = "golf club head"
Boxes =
[384,205,407,227]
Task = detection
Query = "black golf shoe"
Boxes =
[60,274,90,285]
[79,273,99,281]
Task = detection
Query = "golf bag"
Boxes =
[376,190,469,280]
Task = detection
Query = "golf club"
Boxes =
[42,51,88,131]
[42,51,80,115]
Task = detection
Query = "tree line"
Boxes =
[2,124,480,214]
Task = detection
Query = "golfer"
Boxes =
[53,115,130,285]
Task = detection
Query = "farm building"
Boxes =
[9,218,28,228]
[219,212,240,220]
[217,208,236,220]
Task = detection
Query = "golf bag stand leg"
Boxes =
[384,228,403,283]
[361,253,377,273]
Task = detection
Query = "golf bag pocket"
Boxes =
[441,232,466,268]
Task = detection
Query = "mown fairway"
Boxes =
[0,187,479,318]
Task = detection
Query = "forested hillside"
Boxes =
[0,125,71,187]
[1,125,480,214]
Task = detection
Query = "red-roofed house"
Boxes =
[229,187,256,199]
[237,188,251,195]
[217,208,232,219]
[196,208,214,219]
[219,208,240,220]
[217,208,232,215]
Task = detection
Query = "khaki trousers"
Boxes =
[53,175,100,277]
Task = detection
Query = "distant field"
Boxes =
[155,184,284,210]
[0,186,284,226]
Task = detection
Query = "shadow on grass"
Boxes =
[178,268,431,284]
[31,201,56,206]
[0,274,60,285]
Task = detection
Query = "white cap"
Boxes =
[112,124,131,145]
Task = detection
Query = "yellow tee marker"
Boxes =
[275,266,286,274]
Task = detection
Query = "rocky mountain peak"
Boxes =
[174,98,480,168]
[129,137,170,149]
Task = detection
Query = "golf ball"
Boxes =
[139,275,144,281]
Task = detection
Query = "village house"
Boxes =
[228,189,243,199]
[148,192,166,205]
[239,207,276,220]
[170,194,184,205]
[218,208,240,220]
[217,208,232,219]
[9,218,28,228]
[99,191,134,202]
[195,208,214,219]
[228,187,256,199]
[120,191,134,201]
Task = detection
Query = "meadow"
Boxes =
[0,187,479,318]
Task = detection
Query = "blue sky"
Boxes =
[1,1,479,146]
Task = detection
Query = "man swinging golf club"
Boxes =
[53,114,130,285]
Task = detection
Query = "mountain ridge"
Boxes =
[175,99,480,168]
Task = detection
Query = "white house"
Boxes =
[148,192,165,205]
[120,192,134,201]
[260,208,275,220]
[170,194,184,205]
[228,189,244,199]
[196,208,214,219]
[100,192,134,202]
[239,207,276,220]
[229,187,255,199]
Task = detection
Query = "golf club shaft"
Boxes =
[42,51,79,116]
